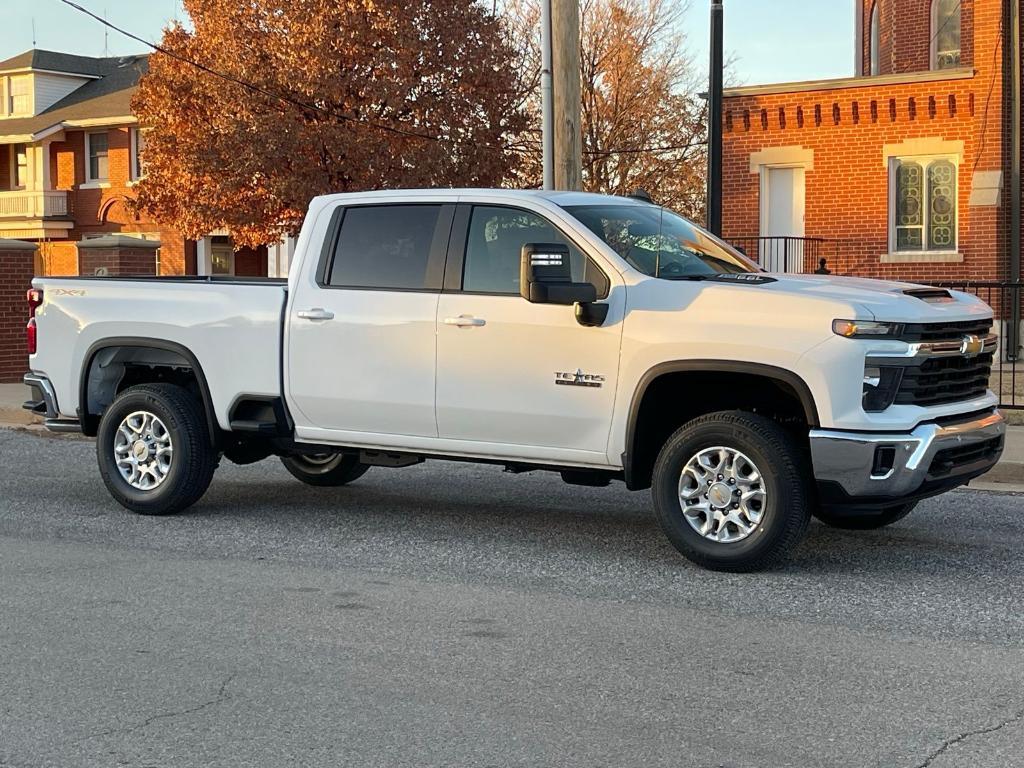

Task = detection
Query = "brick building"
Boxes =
[0,49,282,278]
[721,0,1021,285]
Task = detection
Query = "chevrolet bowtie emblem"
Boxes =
[960,334,984,358]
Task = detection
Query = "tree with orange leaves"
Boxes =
[132,0,527,247]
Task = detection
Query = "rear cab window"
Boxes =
[325,204,450,291]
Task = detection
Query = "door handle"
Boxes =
[444,315,486,328]
[297,308,335,321]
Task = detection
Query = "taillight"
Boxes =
[26,289,42,355]
[27,288,43,317]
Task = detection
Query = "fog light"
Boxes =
[863,365,904,412]
[871,445,897,477]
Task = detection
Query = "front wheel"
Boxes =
[651,411,812,572]
[280,453,370,487]
[813,502,917,530]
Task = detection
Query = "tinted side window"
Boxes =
[328,205,442,290]
[463,206,609,297]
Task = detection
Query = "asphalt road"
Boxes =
[1,428,1023,768]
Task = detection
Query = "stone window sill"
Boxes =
[880,252,963,264]
[79,181,111,190]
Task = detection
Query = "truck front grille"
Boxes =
[895,352,994,407]
[899,318,992,343]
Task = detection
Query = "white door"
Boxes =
[760,166,806,273]
[434,205,622,461]
[287,203,450,440]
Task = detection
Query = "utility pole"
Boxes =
[706,0,724,235]
[1010,0,1021,359]
[551,0,582,190]
[540,0,554,190]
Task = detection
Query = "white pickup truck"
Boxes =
[24,189,1006,571]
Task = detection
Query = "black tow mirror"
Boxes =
[520,243,598,305]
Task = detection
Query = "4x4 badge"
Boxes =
[555,369,605,388]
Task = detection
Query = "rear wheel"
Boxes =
[651,410,812,572]
[813,502,917,530]
[96,383,217,515]
[281,453,370,487]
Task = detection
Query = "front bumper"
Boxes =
[809,409,1006,505]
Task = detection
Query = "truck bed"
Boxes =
[30,276,288,430]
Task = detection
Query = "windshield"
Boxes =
[564,204,758,279]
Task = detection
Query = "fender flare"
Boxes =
[78,336,219,443]
[623,360,820,488]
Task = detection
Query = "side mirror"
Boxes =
[520,243,598,305]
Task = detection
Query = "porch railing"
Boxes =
[0,190,69,218]
[728,236,840,274]
[931,282,1022,410]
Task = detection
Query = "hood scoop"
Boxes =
[903,288,955,304]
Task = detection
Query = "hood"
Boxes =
[754,273,993,323]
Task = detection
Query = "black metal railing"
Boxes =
[930,282,1022,410]
[729,236,841,274]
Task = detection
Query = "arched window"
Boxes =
[931,0,961,70]
[869,2,881,75]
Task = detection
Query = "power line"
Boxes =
[58,0,702,161]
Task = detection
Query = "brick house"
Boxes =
[721,0,1020,286]
[0,49,286,278]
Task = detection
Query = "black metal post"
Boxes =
[706,0,724,236]
[1009,0,1021,359]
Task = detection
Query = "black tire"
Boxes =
[813,502,917,530]
[651,410,812,572]
[97,383,217,515]
[280,453,370,487]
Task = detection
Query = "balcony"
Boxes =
[0,190,69,219]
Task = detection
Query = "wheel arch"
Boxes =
[78,337,218,444]
[623,360,820,491]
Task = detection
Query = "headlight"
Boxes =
[862,364,904,412]
[833,319,903,338]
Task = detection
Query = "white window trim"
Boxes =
[84,130,110,184]
[9,144,28,190]
[869,2,881,76]
[887,154,960,257]
[930,0,961,71]
[129,127,146,182]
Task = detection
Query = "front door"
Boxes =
[760,166,806,272]
[434,204,622,463]
[287,202,452,442]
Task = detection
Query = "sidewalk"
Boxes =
[2,381,1023,488]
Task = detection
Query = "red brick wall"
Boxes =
[861,0,974,75]
[723,0,1009,283]
[0,243,36,383]
[78,245,158,276]
[43,126,191,277]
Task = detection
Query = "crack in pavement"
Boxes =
[914,705,1024,767]
[78,672,237,742]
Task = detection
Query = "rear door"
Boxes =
[287,201,454,442]
[434,203,624,461]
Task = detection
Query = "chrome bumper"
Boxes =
[809,410,1006,499]
[23,373,80,433]
[23,372,59,418]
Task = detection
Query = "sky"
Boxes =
[2,0,855,87]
